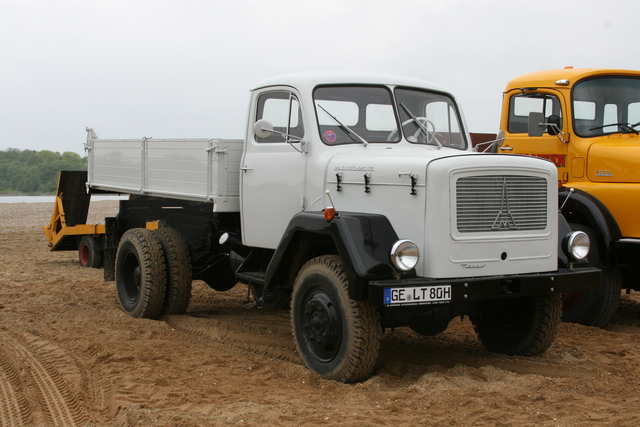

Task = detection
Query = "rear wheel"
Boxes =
[78,235,102,268]
[562,224,621,327]
[115,228,167,319]
[291,255,381,382]
[155,228,192,315]
[471,294,561,356]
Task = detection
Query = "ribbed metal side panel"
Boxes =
[456,175,547,232]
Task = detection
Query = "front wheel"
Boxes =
[291,255,381,383]
[470,294,561,356]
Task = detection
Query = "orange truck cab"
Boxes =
[496,67,640,327]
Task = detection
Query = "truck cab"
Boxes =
[242,73,559,278]
[497,67,640,327]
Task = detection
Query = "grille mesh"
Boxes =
[456,175,547,232]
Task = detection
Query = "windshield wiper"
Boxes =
[399,103,442,148]
[589,122,640,135]
[317,104,369,146]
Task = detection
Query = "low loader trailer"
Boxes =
[44,170,105,268]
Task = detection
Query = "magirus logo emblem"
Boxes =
[492,178,517,230]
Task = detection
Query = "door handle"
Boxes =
[240,166,253,172]
[499,146,513,151]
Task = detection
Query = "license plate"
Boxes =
[384,285,452,306]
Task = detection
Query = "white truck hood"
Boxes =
[325,148,558,278]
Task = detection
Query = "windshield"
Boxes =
[314,85,399,145]
[573,77,640,137]
[394,87,467,149]
[313,85,467,149]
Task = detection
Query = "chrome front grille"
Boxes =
[456,175,547,232]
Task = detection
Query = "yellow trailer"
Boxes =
[43,171,105,268]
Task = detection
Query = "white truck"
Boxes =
[59,72,600,382]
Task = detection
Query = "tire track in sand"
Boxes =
[0,338,34,426]
[164,307,299,364]
[0,327,88,426]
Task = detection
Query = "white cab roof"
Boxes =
[252,71,452,96]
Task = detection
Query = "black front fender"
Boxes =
[559,187,621,266]
[265,211,402,300]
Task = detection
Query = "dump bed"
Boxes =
[85,128,243,212]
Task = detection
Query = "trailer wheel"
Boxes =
[155,228,192,315]
[115,228,167,319]
[291,255,381,383]
[561,223,621,327]
[470,294,561,356]
[78,235,102,268]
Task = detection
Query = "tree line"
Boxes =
[0,148,87,195]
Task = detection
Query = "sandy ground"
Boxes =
[2,201,640,426]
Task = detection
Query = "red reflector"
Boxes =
[324,208,336,221]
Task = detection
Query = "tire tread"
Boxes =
[115,228,167,319]
[291,255,381,383]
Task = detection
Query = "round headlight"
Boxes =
[566,231,590,261]
[390,239,419,272]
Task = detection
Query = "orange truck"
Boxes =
[494,67,640,327]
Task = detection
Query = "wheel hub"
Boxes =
[80,244,89,264]
[133,266,141,289]
[122,251,142,302]
[302,292,341,361]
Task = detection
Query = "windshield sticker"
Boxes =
[324,130,337,143]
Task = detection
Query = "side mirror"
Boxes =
[254,119,273,139]
[547,114,562,136]
[527,112,545,137]
[491,130,505,153]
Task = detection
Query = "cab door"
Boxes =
[499,90,569,182]
[240,89,307,249]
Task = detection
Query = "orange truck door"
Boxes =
[498,90,569,183]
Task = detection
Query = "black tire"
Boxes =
[561,223,621,327]
[470,294,561,356]
[115,228,167,319]
[155,228,192,315]
[291,255,381,383]
[78,235,103,268]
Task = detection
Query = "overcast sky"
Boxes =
[1,0,637,155]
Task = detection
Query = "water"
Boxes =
[0,195,127,204]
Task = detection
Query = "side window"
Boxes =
[255,92,304,143]
[508,93,562,134]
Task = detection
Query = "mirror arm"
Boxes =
[539,122,569,144]
[259,128,307,153]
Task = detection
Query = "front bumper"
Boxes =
[368,267,600,307]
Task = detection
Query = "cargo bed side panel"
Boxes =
[87,137,243,212]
